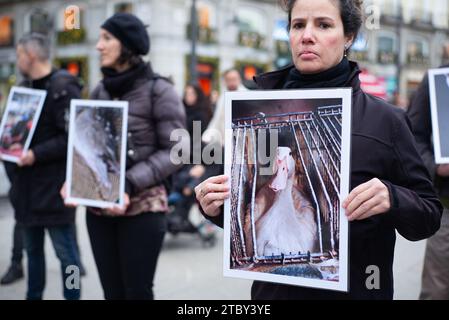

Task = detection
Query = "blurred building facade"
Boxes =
[0,0,290,102]
[352,0,449,104]
[1,0,449,103]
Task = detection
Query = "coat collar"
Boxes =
[254,60,362,94]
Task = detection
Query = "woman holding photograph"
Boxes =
[63,13,186,300]
[195,0,443,300]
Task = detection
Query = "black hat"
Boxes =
[101,13,150,55]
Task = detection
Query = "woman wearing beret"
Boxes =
[66,13,186,300]
[195,0,443,300]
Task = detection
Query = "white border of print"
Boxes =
[223,88,352,293]
[428,68,449,164]
[0,86,47,163]
[66,99,128,209]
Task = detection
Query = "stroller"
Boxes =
[166,164,217,247]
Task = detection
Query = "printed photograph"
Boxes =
[66,99,128,209]
[0,86,47,162]
[223,89,352,292]
[428,67,449,164]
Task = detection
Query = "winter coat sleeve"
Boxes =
[406,74,436,180]
[126,81,188,192]
[32,81,81,163]
[383,109,442,241]
[198,199,224,228]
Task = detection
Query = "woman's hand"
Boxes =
[195,175,230,217]
[343,178,391,221]
[60,182,78,208]
[436,164,449,177]
[17,150,35,167]
[104,193,130,216]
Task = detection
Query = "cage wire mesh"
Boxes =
[230,105,342,267]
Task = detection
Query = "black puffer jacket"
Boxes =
[407,67,449,204]
[205,62,442,300]
[7,69,81,227]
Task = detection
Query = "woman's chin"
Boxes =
[296,62,325,75]
[100,59,114,68]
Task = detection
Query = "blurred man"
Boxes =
[7,33,82,300]
[408,62,449,300]
[202,69,247,147]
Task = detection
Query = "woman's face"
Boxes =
[96,29,122,68]
[289,0,353,74]
[184,86,198,107]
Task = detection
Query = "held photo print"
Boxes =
[223,88,352,292]
[0,86,47,163]
[66,99,128,209]
[428,67,449,164]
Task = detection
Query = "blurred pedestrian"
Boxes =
[202,69,247,147]
[195,0,442,300]
[201,69,248,181]
[408,63,449,300]
[167,84,210,232]
[63,13,186,300]
[9,32,82,300]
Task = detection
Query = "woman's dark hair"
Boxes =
[117,45,143,67]
[280,0,363,45]
[184,84,213,118]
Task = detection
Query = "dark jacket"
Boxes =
[407,67,449,204]
[205,62,442,300]
[90,65,186,211]
[7,69,81,227]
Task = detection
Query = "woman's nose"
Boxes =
[95,40,103,51]
[301,24,315,43]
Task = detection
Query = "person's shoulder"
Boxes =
[362,92,404,118]
[151,74,177,98]
[50,69,83,93]
[358,92,409,135]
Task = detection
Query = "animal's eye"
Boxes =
[289,152,292,156]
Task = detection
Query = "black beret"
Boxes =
[101,13,150,55]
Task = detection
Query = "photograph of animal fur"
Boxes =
[66,99,128,209]
[223,89,352,292]
[0,86,47,163]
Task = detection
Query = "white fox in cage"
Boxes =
[249,146,318,257]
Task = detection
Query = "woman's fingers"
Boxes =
[344,178,391,221]
[60,182,78,208]
[203,190,230,203]
[195,175,230,217]
[60,183,67,199]
[203,200,225,215]
[105,193,130,216]
[347,195,380,221]
[342,180,372,209]
[355,204,387,221]
[345,186,376,216]
[195,175,229,199]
